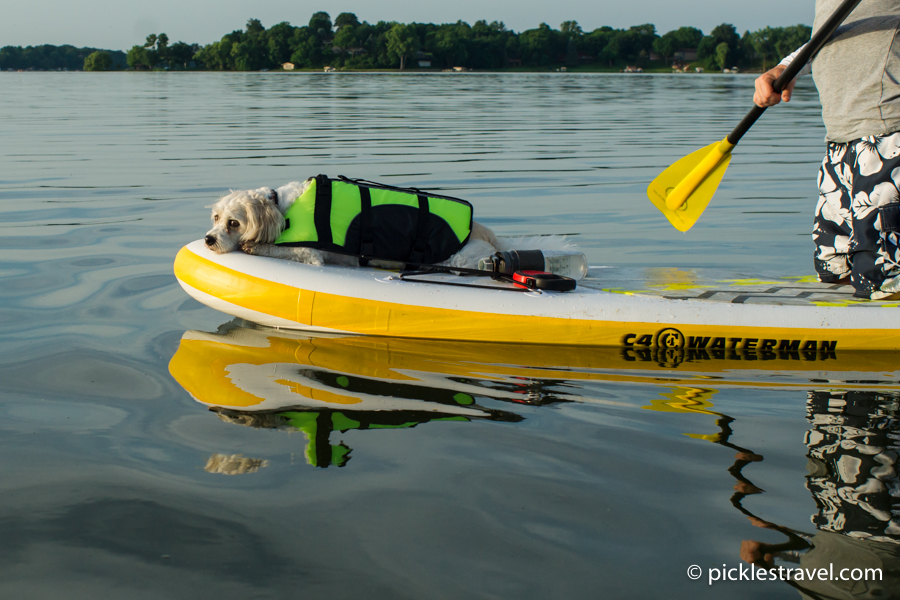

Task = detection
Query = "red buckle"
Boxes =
[512,271,576,292]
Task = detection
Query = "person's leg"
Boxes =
[813,142,853,283]
[849,133,900,298]
[873,206,900,297]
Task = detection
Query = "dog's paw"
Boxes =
[293,248,324,266]
[240,241,259,255]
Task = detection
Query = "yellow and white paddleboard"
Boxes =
[174,240,900,350]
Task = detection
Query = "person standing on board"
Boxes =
[754,2,900,299]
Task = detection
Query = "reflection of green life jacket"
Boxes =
[282,409,470,468]
[274,175,474,264]
[284,411,354,469]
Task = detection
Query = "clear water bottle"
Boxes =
[477,249,588,281]
[540,250,589,280]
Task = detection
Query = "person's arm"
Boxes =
[753,43,810,108]
[778,43,811,74]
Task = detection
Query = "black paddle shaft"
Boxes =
[726,0,863,146]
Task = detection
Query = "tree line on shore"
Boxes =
[0,45,126,71]
[1,12,812,72]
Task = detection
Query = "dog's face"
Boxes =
[205,188,285,253]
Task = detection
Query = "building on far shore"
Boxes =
[282,62,295,70]
[673,48,698,62]
[416,51,433,68]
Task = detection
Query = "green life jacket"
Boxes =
[274,175,474,264]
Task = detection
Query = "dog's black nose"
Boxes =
[205,235,216,247]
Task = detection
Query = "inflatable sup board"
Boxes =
[174,240,900,350]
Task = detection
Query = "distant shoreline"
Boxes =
[2,16,808,74]
[4,67,765,75]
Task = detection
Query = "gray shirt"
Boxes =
[809,0,900,142]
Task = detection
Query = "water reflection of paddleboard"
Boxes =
[168,324,525,468]
[171,326,530,415]
[170,322,900,412]
[175,240,900,349]
[169,324,900,468]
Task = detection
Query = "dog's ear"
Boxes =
[242,192,285,244]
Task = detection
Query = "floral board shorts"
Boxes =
[816,131,900,298]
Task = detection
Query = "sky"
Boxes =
[2,0,814,51]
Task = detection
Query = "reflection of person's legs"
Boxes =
[814,144,853,283]
[806,390,900,538]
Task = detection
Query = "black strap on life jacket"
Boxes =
[338,174,426,197]
[313,174,332,246]
[358,186,373,266]
[409,195,431,264]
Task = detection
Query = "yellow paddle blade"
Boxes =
[647,138,734,232]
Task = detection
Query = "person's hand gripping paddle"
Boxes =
[647,0,862,232]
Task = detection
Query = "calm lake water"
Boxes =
[2,72,898,599]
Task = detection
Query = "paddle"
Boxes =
[647,0,863,232]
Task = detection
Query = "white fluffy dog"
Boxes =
[204,179,572,269]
